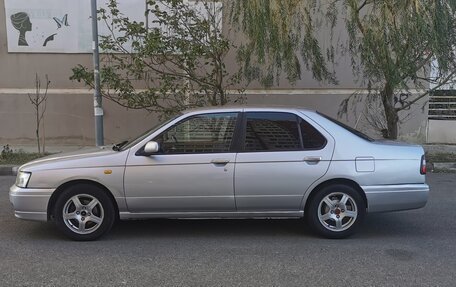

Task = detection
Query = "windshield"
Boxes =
[119,114,182,151]
[318,112,374,142]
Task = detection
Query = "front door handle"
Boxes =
[303,156,322,164]
[211,159,230,165]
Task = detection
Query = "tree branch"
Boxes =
[397,70,456,111]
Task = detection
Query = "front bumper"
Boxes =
[362,184,429,213]
[9,185,54,221]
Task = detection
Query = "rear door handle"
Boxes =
[303,156,322,164]
[211,159,230,165]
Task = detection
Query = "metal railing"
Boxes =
[428,90,456,120]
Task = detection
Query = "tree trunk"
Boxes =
[381,83,399,140]
[35,105,41,154]
[219,87,227,106]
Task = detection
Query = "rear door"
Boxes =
[234,111,334,211]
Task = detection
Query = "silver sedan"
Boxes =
[10,107,429,240]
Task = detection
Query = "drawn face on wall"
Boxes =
[10,12,32,46]
[22,17,32,31]
[10,12,32,32]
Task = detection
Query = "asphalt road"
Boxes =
[1,174,455,287]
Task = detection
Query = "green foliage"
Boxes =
[343,1,456,91]
[1,144,13,158]
[230,1,337,86]
[426,152,456,163]
[231,0,456,139]
[0,145,49,165]
[340,0,456,138]
[71,0,243,119]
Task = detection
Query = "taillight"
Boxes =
[420,155,426,175]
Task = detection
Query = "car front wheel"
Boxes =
[53,184,116,241]
[306,184,366,239]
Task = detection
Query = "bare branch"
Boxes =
[397,71,456,112]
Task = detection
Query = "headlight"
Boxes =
[16,171,31,188]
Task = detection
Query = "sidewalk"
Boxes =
[1,144,456,176]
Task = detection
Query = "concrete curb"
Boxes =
[0,165,17,176]
[432,162,456,172]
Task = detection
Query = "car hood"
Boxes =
[19,146,129,172]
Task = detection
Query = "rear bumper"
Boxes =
[9,185,54,221]
[362,184,429,213]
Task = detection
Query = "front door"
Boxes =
[124,112,239,213]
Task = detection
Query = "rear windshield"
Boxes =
[318,112,374,142]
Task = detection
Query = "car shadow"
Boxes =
[20,222,67,241]
[22,213,428,242]
[107,211,431,241]
[109,218,313,240]
[357,213,429,239]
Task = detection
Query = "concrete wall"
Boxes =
[0,90,157,146]
[0,88,429,146]
[236,89,429,144]
[0,0,431,147]
[427,120,456,144]
[0,0,92,89]
[0,0,157,147]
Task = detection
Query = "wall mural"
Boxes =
[5,0,221,54]
[4,0,146,53]
[10,12,33,46]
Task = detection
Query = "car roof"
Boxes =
[183,105,315,114]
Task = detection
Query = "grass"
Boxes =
[426,152,456,163]
[0,151,50,165]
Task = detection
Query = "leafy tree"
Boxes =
[230,0,456,139]
[230,1,337,87]
[71,0,243,119]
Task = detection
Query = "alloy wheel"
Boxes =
[317,192,358,232]
[62,194,104,235]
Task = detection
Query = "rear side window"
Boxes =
[243,112,326,152]
[300,120,327,149]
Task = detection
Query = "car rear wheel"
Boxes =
[306,184,366,239]
[53,184,116,241]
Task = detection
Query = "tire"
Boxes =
[53,183,116,241]
[306,184,366,239]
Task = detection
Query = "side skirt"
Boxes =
[119,211,304,220]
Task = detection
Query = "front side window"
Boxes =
[154,113,238,154]
[121,113,182,151]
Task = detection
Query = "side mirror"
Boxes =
[141,141,160,156]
